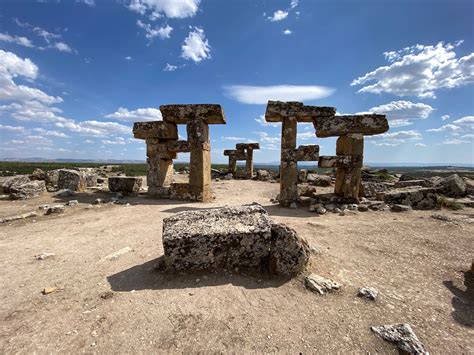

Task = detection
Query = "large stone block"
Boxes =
[160,104,226,124]
[133,121,178,140]
[0,175,30,193]
[162,204,310,275]
[315,114,389,137]
[265,101,336,123]
[58,169,86,192]
[236,142,260,150]
[318,155,363,168]
[296,145,320,161]
[108,176,142,195]
[435,174,466,197]
[9,180,46,200]
[383,187,437,210]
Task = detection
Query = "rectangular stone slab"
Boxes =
[148,140,191,155]
[236,142,260,150]
[319,155,363,168]
[223,149,247,160]
[133,121,178,140]
[315,114,389,137]
[265,101,336,123]
[296,145,320,161]
[160,104,226,124]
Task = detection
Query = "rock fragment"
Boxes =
[58,169,86,192]
[304,273,340,295]
[108,177,142,195]
[0,211,38,224]
[390,204,412,212]
[42,287,57,295]
[53,189,75,197]
[35,252,56,260]
[104,246,132,260]
[357,287,378,300]
[9,180,46,199]
[371,323,428,354]
[45,205,66,215]
[435,174,466,197]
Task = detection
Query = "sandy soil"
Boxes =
[0,179,473,353]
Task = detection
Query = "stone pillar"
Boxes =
[188,118,212,202]
[279,117,298,206]
[245,148,253,179]
[335,134,363,200]
[228,154,237,174]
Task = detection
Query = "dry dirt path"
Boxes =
[0,179,473,353]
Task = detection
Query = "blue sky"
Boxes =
[0,0,473,165]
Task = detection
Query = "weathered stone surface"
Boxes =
[45,204,66,215]
[383,187,437,210]
[256,169,272,181]
[9,180,46,199]
[308,174,332,187]
[315,114,389,137]
[108,176,142,194]
[358,287,378,300]
[318,155,363,168]
[0,211,38,224]
[236,142,260,150]
[162,204,309,275]
[46,169,60,186]
[298,185,317,197]
[371,324,428,354]
[360,181,391,198]
[296,145,319,161]
[58,169,86,192]
[85,173,98,187]
[391,204,412,212]
[133,121,178,140]
[265,101,336,123]
[30,168,47,181]
[160,104,226,124]
[0,175,30,193]
[305,274,340,295]
[394,180,429,188]
[435,174,466,197]
[53,189,75,197]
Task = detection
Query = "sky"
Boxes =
[0,0,473,165]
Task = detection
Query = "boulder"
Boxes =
[382,187,437,210]
[9,180,46,199]
[435,174,466,197]
[298,185,317,198]
[85,173,98,187]
[394,180,429,188]
[162,204,310,276]
[0,175,30,193]
[298,169,308,183]
[256,169,272,181]
[308,174,332,187]
[46,169,60,186]
[108,176,142,195]
[360,181,392,198]
[358,287,378,300]
[462,177,474,195]
[30,168,48,181]
[371,324,428,354]
[58,169,86,192]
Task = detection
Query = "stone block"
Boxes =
[265,101,336,123]
[133,121,178,140]
[315,114,389,137]
[162,204,310,275]
[160,104,226,124]
[296,145,320,161]
[318,156,363,168]
[9,180,46,199]
[108,176,142,195]
[383,187,437,210]
[58,169,86,192]
[435,174,466,197]
[236,142,260,150]
[394,180,429,188]
[0,175,30,193]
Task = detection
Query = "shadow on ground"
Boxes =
[107,256,290,292]
[443,268,474,328]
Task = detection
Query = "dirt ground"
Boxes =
[0,179,473,354]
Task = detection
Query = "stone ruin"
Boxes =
[265,101,389,206]
[133,104,226,202]
[223,143,260,179]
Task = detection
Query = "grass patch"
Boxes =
[437,195,464,210]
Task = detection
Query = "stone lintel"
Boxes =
[224,149,247,160]
[318,155,363,168]
[265,100,336,123]
[296,145,320,161]
[236,142,260,150]
[160,104,226,124]
[133,121,178,140]
[315,114,389,138]
[146,144,177,159]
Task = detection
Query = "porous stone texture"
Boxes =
[383,187,437,210]
[358,287,378,300]
[360,181,391,198]
[160,104,226,124]
[58,169,86,192]
[224,143,260,179]
[435,174,466,197]
[315,114,389,138]
[162,204,310,276]
[265,101,336,122]
[256,169,272,181]
[371,324,428,354]
[46,169,60,186]
[394,180,429,188]
[108,177,142,195]
[305,274,340,295]
[9,180,46,200]
[30,168,47,181]
[0,175,31,193]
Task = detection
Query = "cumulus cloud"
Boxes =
[224,84,335,104]
[105,107,162,122]
[442,138,470,145]
[221,136,249,141]
[53,42,73,53]
[282,29,292,35]
[365,100,434,120]
[255,114,279,127]
[181,27,211,62]
[0,33,35,48]
[351,41,474,99]
[137,20,173,41]
[368,129,422,146]
[428,124,462,133]
[441,114,450,121]
[102,137,126,145]
[268,10,288,21]
[128,0,200,18]
[453,116,474,126]
[0,124,26,132]
[163,63,178,72]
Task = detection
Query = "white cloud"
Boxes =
[442,138,470,145]
[290,0,299,9]
[125,56,133,60]
[461,133,474,139]
[221,136,248,141]
[224,84,335,104]
[371,142,401,147]
[102,137,126,145]
[33,27,61,43]
[297,131,315,140]
[53,42,72,53]
[453,116,474,126]
[0,124,26,132]
[0,33,35,48]
[181,27,211,62]
[268,10,289,21]
[351,41,474,99]
[32,127,69,138]
[128,0,200,19]
[365,100,434,120]
[441,114,450,121]
[389,119,413,128]
[415,143,426,147]
[55,120,130,136]
[368,129,422,146]
[427,124,461,133]
[164,63,178,71]
[84,139,94,144]
[282,29,292,35]
[255,114,279,127]
[137,20,173,41]
[255,131,280,144]
[105,107,162,122]
[77,0,95,6]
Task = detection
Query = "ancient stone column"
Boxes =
[245,148,254,179]
[280,117,298,206]
[335,134,364,199]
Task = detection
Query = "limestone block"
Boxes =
[382,187,438,210]
[0,175,30,193]
[296,145,320,161]
[146,143,177,159]
[315,114,389,137]
[147,157,173,187]
[58,169,86,192]
[133,121,178,140]
[265,101,336,123]
[236,142,260,150]
[9,180,46,200]
[187,118,210,144]
[336,134,364,156]
[108,176,142,195]
[160,104,226,124]
[318,156,363,168]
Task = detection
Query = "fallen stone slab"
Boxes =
[308,174,332,187]
[357,287,378,300]
[435,173,466,197]
[46,205,66,215]
[394,180,429,188]
[315,114,389,138]
[162,204,310,275]
[9,180,46,199]
[0,211,38,224]
[383,187,438,210]
[53,189,75,197]
[108,176,142,195]
[371,323,428,354]
[304,273,340,295]
[391,204,412,212]
[58,169,86,192]
[104,246,132,260]
[0,175,30,193]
